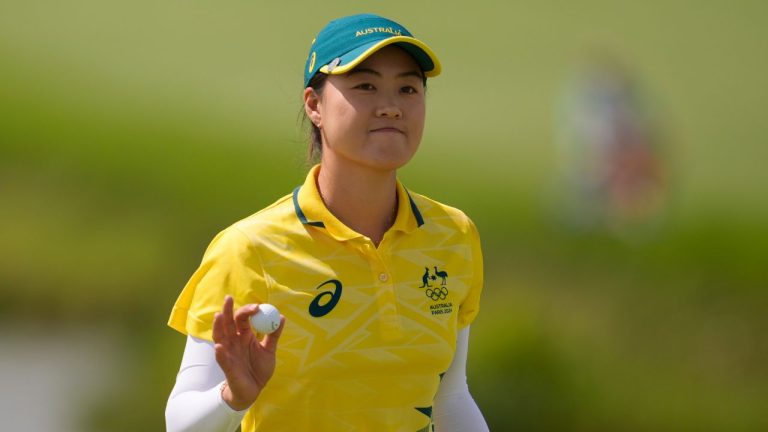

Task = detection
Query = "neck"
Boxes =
[316,159,398,246]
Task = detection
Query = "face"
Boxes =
[304,45,427,172]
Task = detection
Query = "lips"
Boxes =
[369,126,404,134]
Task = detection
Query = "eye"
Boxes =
[354,83,376,91]
[401,85,419,95]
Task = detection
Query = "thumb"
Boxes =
[262,316,286,352]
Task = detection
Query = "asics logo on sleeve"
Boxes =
[309,279,343,317]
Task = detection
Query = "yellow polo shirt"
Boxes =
[168,165,483,432]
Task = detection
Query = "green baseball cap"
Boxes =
[303,14,441,88]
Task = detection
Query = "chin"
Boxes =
[366,143,419,169]
[328,142,419,172]
[367,149,418,171]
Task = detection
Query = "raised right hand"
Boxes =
[212,295,285,410]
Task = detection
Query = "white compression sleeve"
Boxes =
[165,336,247,432]
[433,326,490,432]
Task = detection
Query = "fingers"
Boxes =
[221,295,237,338]
[234,303,259,335]
[262,316,286,352]
[212,310,225,343]
[212,295,240,341]
[214,296,286,347]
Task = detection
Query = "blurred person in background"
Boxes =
[554,52,668,238]
[165,13,489,432]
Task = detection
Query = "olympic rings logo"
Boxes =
[425,287,449,301]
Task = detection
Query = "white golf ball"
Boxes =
[249,304,281,334]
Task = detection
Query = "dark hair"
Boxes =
[302,67,428,165]
[304,72,329,165]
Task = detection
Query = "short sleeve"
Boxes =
[168,226,269,341]
[457,218,483,328]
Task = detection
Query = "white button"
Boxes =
[378,273,388,282]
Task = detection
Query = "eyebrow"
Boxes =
[347,67,424,80]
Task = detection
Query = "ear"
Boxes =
[304,87,322,127]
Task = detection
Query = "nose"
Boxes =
[376,103,402,119]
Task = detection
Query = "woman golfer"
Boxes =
[166,13,489,432]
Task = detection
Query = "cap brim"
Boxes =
[319,36,441,78]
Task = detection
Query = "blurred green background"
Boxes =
[2,0,767,430]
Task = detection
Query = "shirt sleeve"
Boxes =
[457,218,483,328]
[168,226,269,341]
